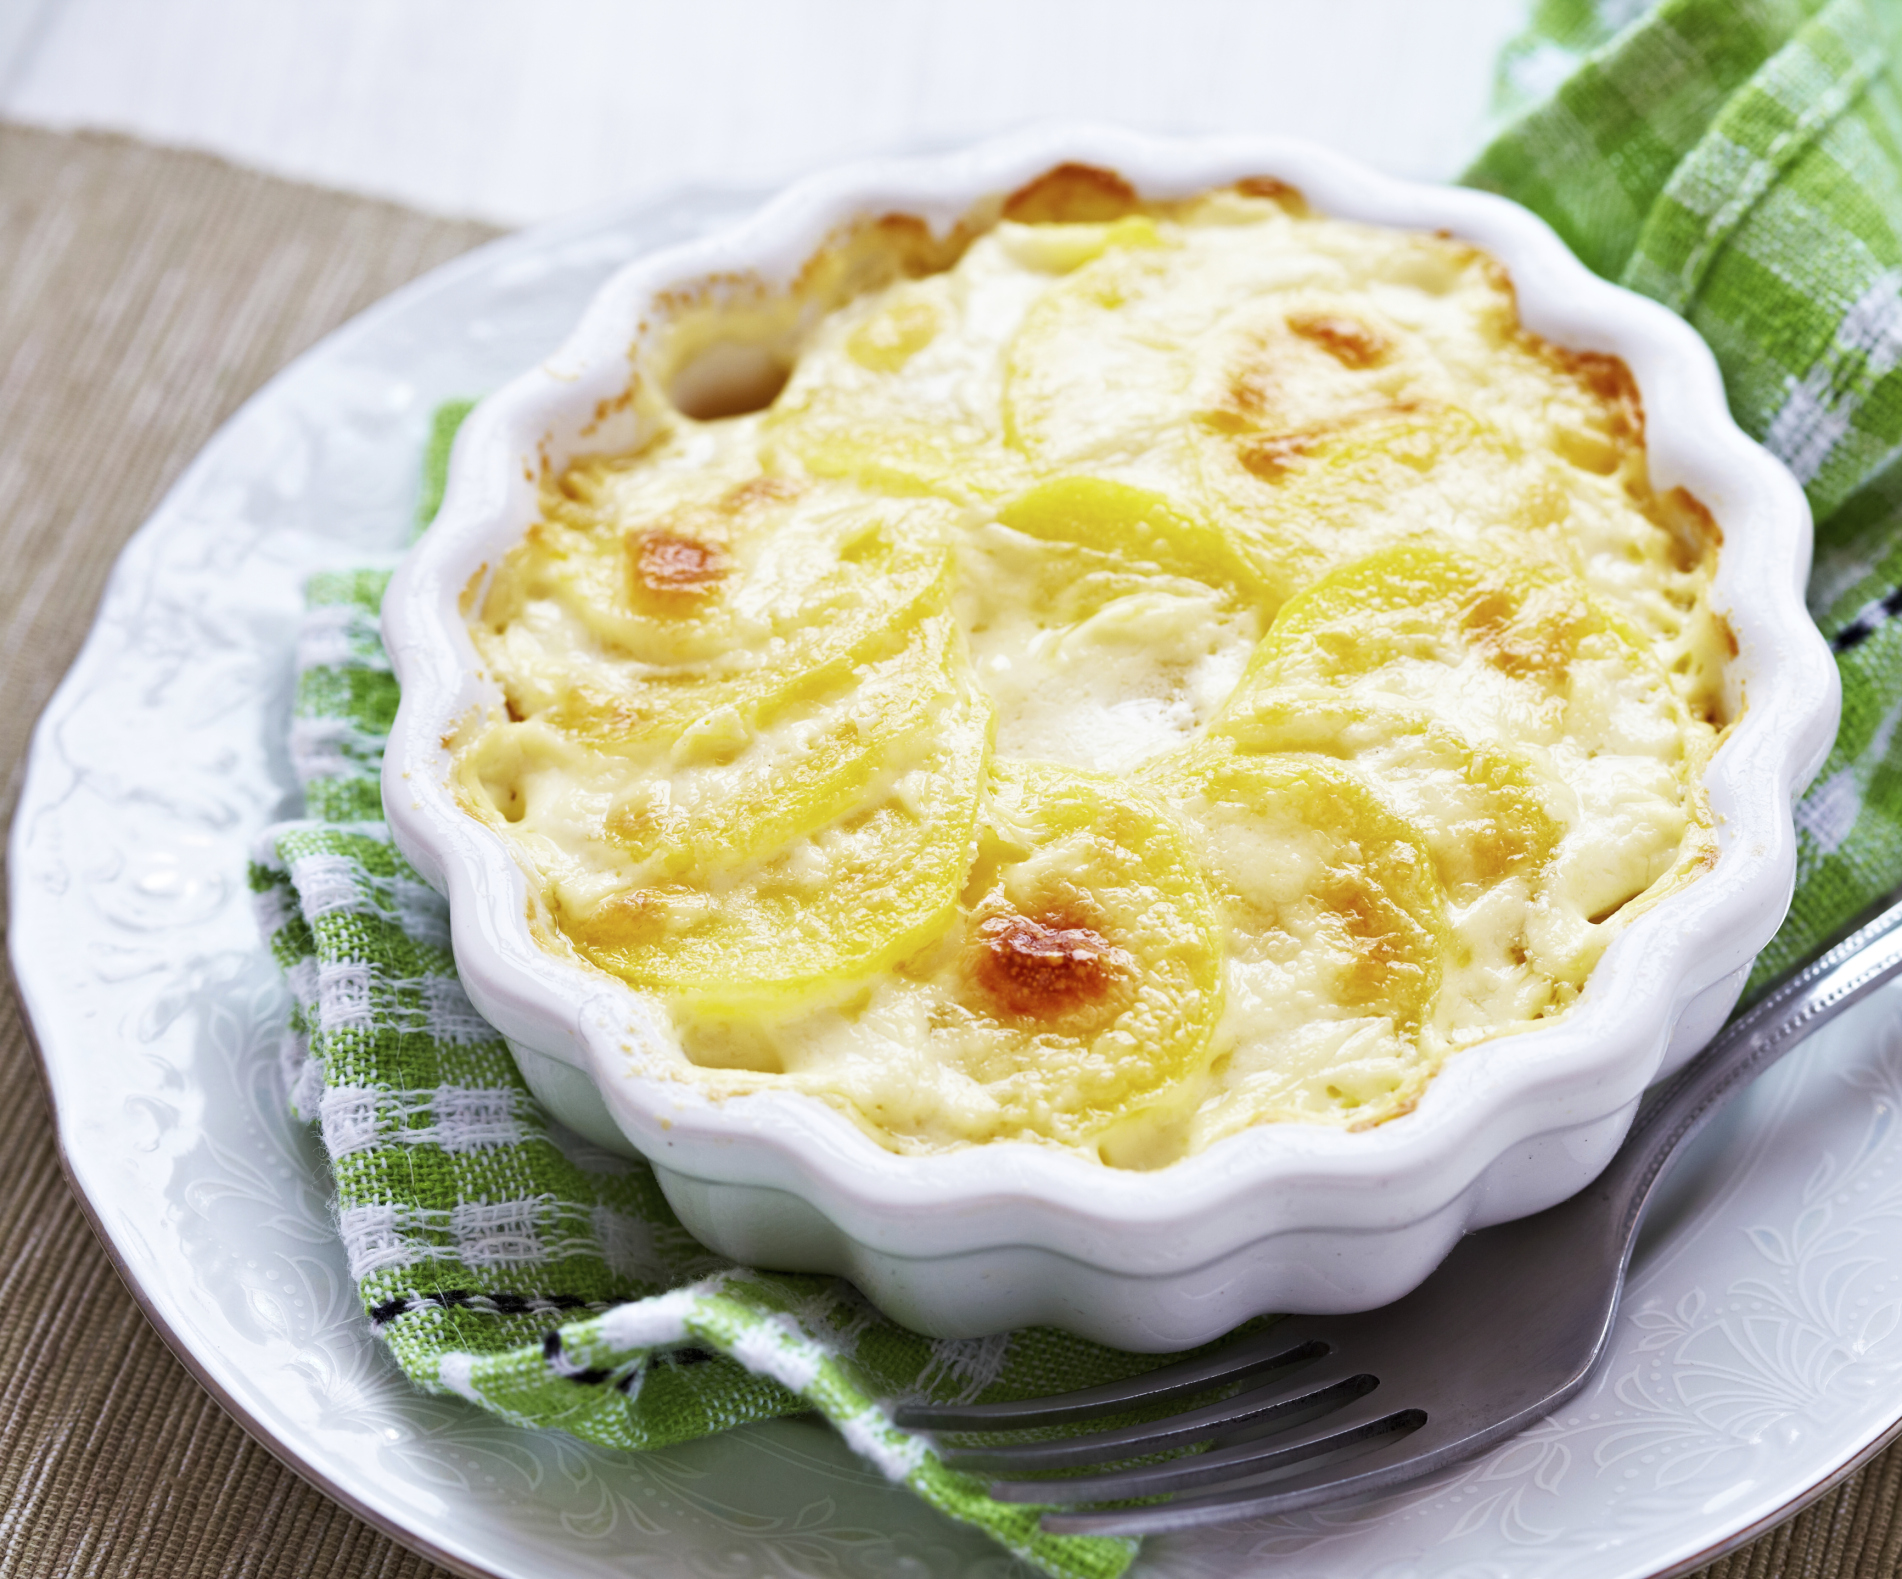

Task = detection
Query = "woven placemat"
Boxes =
[0,117,1896,1579]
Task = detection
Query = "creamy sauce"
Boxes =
[456,172,1726,1167]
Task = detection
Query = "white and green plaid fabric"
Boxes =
[246,7,1902,1564]
[1469,0,1902,986]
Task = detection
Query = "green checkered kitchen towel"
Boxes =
[248,11,1902,1569]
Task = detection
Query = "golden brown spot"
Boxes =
[1461,582,1586,680]
[1644,485,1721,572]
[631,532,728,601]
[975,911,1119,1016]
[1556,348,1642,426]
[791,211,969,304]
[1225,360,1274,423]
[1461,587,1517,641]
[1003,163,1140,225]
[1219,310,1407,435]
[1233,176,1307,212]
[1323,881,1421,1010]
[862,212,952,278]
[1545,347,1645,474]
[623,476,799,574]
[1288,311,1391,369]
[579,382,637,438]
[459,563,489,618]
[721,476,802,511]
[1236,431,1321,480]
[577,888,667,948]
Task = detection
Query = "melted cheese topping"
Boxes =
[457,174,1726,1168]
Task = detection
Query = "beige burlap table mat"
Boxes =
[0,118,1896,1579]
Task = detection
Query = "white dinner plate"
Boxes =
[11,188,1902,1579]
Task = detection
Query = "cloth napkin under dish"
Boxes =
[249,4,1902,1571]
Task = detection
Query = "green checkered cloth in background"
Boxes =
[248,8,1902,1564]
[1469,0,1902,986]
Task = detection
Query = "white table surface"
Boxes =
[0,0,1528,225]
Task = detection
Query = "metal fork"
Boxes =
[893,894,1902,1536]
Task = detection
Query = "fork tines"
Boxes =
[893,1319,1435,1536]
[892,1324,1327,1432]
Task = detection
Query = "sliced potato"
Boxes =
[894,761,1224,1149]
[565,676,992,1013]
[1207,689,1565,902]
[524,499,958,750]
[994,475,1267,607]
[1163,745,1447,1037]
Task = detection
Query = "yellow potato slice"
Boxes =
[994,215,1169,275]
[524,501,959,751]
[1164,745,1447,1038]
[1193,404,1499,607]
[766,414,1034,505]
[761,274,1033,505]
[994,476,1267,607]
[487,470,807,668]
[1208,689,1564,903]
[899,761,1224,1150]
[845,290,945,373]
[1246,542,1677,742]
[564,675,992,1014]
[1001,240,1186,468]
[1245,544,1711,945]
[596,611,971,883]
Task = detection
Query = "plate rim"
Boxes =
[25,999,1902,1578]
[13,1000,502,1579]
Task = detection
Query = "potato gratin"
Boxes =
[455,168,1728,1169]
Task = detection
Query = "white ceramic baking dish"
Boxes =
[381,126,1838,1351]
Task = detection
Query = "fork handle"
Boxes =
[1599,891,1902,1253]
